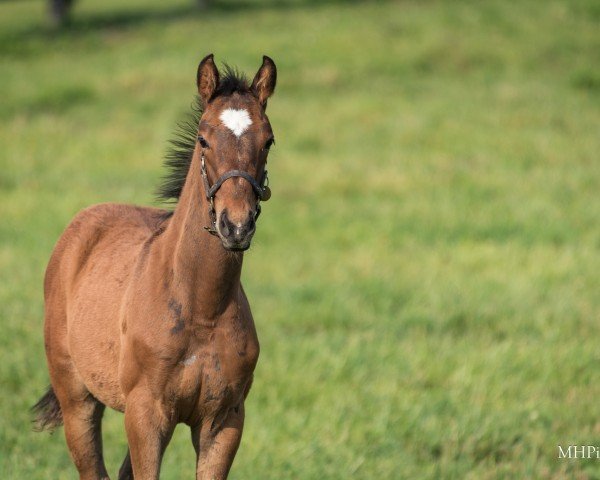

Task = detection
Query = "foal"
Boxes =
[33,54,277,479]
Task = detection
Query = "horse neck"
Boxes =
[160,146,243,319]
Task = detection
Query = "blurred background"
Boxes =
[1,0,599,478]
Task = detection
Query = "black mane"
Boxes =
[155,66,250,203]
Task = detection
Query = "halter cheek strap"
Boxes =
[199,139,271,236]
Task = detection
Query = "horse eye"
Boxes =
[264,138,275,151]
[198,136,210,149]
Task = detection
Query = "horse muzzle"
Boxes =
[217,209,256,251]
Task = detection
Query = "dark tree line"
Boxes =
[49,0,211,26]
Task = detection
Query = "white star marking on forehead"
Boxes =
[219,108,253,137]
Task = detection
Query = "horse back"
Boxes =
[45,203,169,299]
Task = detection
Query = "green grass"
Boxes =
[1,0,599,478]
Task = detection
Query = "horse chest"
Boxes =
[174,317,259,416]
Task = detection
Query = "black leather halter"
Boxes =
[199,138,271,236]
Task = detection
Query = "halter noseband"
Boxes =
[199,137,271,236]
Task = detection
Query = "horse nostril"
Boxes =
[247,217,255,232]
[219,210,231,236]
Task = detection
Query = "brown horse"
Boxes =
[33,53,277,479]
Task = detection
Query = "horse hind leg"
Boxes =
[37,390,146,480]
[118,449,134,480]
[42,245,109,478]
[60,392,109,480]
[49,365,109,480]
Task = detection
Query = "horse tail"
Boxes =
[32,385,63,432]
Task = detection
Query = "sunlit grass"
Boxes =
[0,0,599,478]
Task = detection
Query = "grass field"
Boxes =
[1,0,599,478]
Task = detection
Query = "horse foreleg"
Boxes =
[193,403,245,480]
[123,390,175,480]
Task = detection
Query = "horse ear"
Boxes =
[251,56,277,108]
[197,54,220,106]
